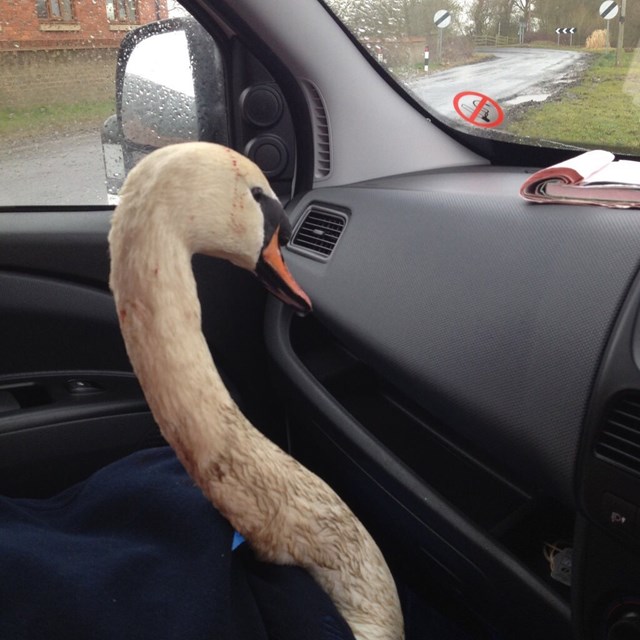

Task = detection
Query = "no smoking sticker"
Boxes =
[454,91,504,129]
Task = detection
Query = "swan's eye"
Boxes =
[251,187,264,202]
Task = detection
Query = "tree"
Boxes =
[513,0,533,30]
[468,0,506,35]
[326,0,464,40]
[469,0,491,34]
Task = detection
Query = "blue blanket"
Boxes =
[0,446,355,640]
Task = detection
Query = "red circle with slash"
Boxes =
[453,91,504,128]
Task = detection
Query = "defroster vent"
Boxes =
[290,205,347,260]
[302,80,331,180]
[595,392,640,478]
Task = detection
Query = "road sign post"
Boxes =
[555,27,576,46]
[599,1,619,48]
[616,0,627,66]
[433,9,451,63]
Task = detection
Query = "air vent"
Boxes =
[595,393,640,477]
[290,206,347,260]
[302,81,331,180]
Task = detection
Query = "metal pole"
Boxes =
[437,28,443,62]
[606,19,610,48]
[616,0,627,66]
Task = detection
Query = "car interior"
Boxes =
[2,0,640,638]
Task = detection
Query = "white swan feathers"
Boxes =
[109,142,404,640]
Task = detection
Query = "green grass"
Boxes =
[0,100,115,140]
[506,49,640,154]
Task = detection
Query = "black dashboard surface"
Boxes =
[281,166,640,507]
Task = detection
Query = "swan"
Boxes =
[108,142,404,640]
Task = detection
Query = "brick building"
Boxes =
[0,1,170,109]
[0,1,169,50]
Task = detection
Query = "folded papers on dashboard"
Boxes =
[520,149,640,208]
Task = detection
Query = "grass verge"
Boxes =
[505,49,640,155]
[0,100,115,141]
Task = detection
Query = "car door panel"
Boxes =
[0,211,151,494]
[0,271,128,373]
[0,209,278,498]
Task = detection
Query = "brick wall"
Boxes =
[0,1,168,51]
[0,1,171,109]
[0,48,118,109]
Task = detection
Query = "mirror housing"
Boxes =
[117,17,227,150]
[101,14,297,203]
[120,29,199,148]
[101,16,227,202]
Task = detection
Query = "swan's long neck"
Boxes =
[113,228,312,551]
[112,230,244,483]
[111,224,404,640]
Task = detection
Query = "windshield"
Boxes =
[324,0,640,157]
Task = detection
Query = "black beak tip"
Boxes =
[294,299,312,317]
[265,282,312,316]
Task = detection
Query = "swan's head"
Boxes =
[112,142,311,314]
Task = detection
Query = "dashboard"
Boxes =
[265,167,640,639]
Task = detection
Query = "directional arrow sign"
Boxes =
[434,9,451,29]
[600,0,619,20]
[555,27,577,34]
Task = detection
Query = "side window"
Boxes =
[0,0,189,206]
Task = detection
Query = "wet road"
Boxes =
[410,47,587,119]
[0,130,109,207]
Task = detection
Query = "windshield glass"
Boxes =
[323,0,640,157]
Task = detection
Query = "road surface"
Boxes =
[409,47,588,121]
[1,130,108,207]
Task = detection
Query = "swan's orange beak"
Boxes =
[256,229,312,315]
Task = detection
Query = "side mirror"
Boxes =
[118,17,228,150]
[120,29,199,147]
[101,14,297,203]
[102,16,227,202]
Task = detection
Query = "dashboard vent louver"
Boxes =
[302,80,331,180]
[595,393,640,478]
[290,206,347,260]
